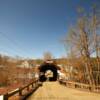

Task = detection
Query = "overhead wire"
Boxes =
[0,32,29,57]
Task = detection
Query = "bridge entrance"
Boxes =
[38,60,60,82]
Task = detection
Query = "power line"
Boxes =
[0,32,29,57]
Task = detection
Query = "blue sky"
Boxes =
[0,0,99,58]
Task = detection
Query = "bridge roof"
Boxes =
[38,60,61,70]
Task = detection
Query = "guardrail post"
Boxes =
[19,88,22,96]
[27,86,29,91]
[3,93,8,100]
[89,86,92,91]
[32,83,33,88]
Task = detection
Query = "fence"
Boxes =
[0,79,40,100]
[59,80,100,92]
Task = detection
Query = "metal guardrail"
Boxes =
[0,79,40,100]
[59,80,100,92]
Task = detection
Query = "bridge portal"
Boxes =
[38,60,60,82]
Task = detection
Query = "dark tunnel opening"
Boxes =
[39,63,59,82]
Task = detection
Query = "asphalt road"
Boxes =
[27,82,100,100]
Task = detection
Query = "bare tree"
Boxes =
[91,5,100,86]
[63,5,100,89]
[43,52,53,60]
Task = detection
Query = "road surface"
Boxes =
[27,82,100,100]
